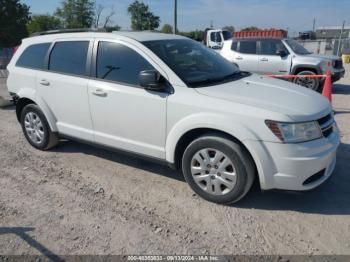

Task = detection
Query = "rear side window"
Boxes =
[49,41,89,76]
[238,40,257,54]
[96,41,154,86]
[16,43,50,69]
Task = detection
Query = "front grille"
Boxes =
[318,114,332,126]
[334,59,343,69]
[317,113,334,138]
[302,169,325,185]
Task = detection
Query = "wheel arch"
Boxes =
[16,97,37,121]
[291,65,320,75]
[15,89,58,132]
[172,128,257,171]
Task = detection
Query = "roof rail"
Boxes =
[31,28,106,37]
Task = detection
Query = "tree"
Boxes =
[94,4,116,29]
[241,26,261,32]
[161,24,173,34]
[0,0,30,47]
[55,0,95,28]
[127,0,160,31]
[102,6,115,28]
[94,4,104,28]
[27,15,61,35]
[222,26,235,33]
[178,30,205,42]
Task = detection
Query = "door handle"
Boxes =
[92,88,107,97]
[236,56,243,60]
[39,79,50,86]
[260,58,268,62]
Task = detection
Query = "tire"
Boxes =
[293,70,321,92]
[20,104,59,150]
[182,133,255,204]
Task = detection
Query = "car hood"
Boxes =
[304,53,340,61]
[195,74,331,122]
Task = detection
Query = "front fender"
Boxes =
[165,112,259,163]
[291,63,322,75]
[17,88,58,132]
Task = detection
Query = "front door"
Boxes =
[258,39,292,75]
[88,41,168,159]
[234,39,259,72]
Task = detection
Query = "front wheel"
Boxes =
[293,70,321,92]
[182,134,255,204]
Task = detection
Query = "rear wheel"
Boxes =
[182,134,255,204]
[20,104,59,150]
[293,70,321,92]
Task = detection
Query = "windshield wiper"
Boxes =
[188,71,251,88]
[187,77,223,87]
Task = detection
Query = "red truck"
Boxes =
[233,29,288,39]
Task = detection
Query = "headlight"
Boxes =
[265,120,322,143]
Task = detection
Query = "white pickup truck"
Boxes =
[204,29,232,49]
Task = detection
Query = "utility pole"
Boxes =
[173,0,177,34]
[337,20,345,56]
[312,18,316,32]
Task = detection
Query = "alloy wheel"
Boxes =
[190,148,237,196]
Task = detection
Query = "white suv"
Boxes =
[7,31,340,204]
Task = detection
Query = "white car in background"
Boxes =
[220,37,345,91]
[6,31,339,204]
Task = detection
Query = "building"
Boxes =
[315,26,350,40]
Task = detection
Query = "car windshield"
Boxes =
[285,39,312,55]
[143,39,243,87]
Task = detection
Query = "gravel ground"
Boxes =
[0,66,350,257]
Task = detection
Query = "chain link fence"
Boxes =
[298,38,350,56]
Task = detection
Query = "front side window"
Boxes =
[239,40,257,54]
[260,39,289,55]
[96,41,154,86]
[49,41,89,76]
[143,39,243,88]
[16,43,50,69]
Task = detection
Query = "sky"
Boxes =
[21,0,349,35]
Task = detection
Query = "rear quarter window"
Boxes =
[16,43,51,70]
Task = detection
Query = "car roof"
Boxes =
[23,31,187,44]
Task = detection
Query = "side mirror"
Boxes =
[276,50,288,57]
[138,70,165,92]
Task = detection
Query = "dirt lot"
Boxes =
[0,66,350,257]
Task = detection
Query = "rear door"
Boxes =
[36,39,94,141]
[233,39,259,72]
[258,39,292,74]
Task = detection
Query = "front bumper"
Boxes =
[331,68,345,82]
[245,127,340,191]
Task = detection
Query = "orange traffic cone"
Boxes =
[322,71,332,103]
